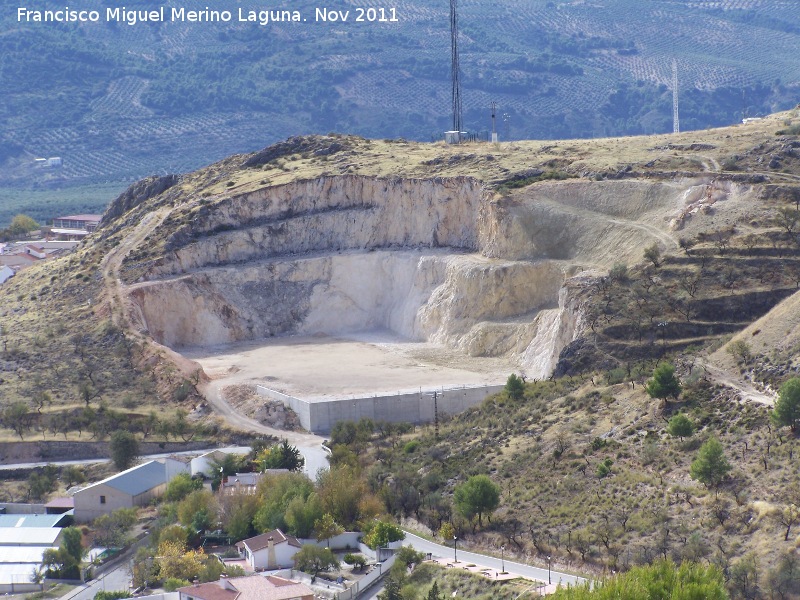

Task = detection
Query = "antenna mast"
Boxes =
[491,101,497,143]
[672,59,680,134]
[450,0,463,138]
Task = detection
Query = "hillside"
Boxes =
[2,0,800,199]
[0,109,798,430]
[353,373,796,596]
[0,105,800,595]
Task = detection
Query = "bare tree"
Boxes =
[776,504,800,541]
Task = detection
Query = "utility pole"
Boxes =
[491,101,498,143]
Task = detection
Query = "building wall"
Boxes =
[190,452,226,477]
[298,532,361,551]
[163,459,190,480]
[0,503,47,515]
[249,543,300,570]
[132,482,167,508]
[256,385,503,434]
[73,484,133,522]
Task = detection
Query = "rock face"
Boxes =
[127,174,710,378]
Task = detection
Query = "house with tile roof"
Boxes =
[236,529,302,571]
[73,459,188,522]
[178,575,313,600]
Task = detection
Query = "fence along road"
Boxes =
[402,532,588,590]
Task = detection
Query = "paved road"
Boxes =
[62,565,131,600]
[403,532,588,589]
[202,378,330,479]
[0,444,328,481]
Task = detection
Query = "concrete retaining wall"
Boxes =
[298,531,362,551]
[0,503,47,514]
[256,385,503,434]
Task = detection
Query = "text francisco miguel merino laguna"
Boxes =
[18,6,399,24]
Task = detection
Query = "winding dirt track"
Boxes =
[698,358,775,406]
[100,207,171,331]
[98,207,330,470]
[535,196,680,250]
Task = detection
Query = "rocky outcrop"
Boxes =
[103,174,180,226]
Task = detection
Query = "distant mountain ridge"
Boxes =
[1,0,799,187]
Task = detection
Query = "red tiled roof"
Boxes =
[177,582,237,600]
[236,529,301,552]
[44,497,74,508]
[179,576,313,600]
[231,576,313,600]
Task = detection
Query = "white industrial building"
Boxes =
[0,527,63,594]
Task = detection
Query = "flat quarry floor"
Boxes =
[184,330,515,400]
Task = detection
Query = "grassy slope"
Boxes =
[364,376,797,588]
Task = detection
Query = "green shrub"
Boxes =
[403,440,420,454]
[94,592,132,600]
[343,553,367,570]
[597,458,613,478]
[163,578,191,592]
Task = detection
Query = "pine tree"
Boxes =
[645,363,681,402]
[690,436,731,489]
[426,581,441,600]
[772,377,800,432]
[378,576,403,600]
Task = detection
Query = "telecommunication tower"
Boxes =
[672,59,680,134]
[450,0,463,138]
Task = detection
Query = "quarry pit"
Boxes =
[121,173,757,430]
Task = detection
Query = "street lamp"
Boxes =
[547,555,551,585]
[500,545,505,574]
[453,536,458,563]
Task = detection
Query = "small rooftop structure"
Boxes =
[237,530,301,553]
[221,472,261,495]
[44,497,75,514]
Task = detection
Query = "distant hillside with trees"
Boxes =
[1,0,799,192]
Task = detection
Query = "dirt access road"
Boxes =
[98,205,330,476]
[698,358,775,406]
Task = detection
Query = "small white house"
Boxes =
[236,529,302,570]
[73,459,188,522]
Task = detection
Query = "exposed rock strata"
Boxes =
[127,174,715,378]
